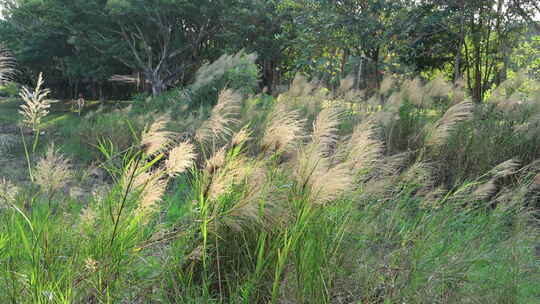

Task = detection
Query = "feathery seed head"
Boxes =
[133,169,168,218]
[343,121,384,172]
[205,147,227,175]
[34,144,72,194]
[165,141,196,177]
[490,159,520,179]
[191,51,257,93]
[231,127,251,148]
[472,180,498,201]
[309,163,354,205]
[401,162,435,189]
[195,89,241,143]
[312,106,343,156]
[262,105,306,154]
[425,101,475,147]
[141,114,175,155]
[79,206,97,235]
[337,75,355,95]
[403,78,427,107]
[18,73,57,131]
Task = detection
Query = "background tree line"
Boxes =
[0,0,539,102]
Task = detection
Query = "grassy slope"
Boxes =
[0,77,539,303]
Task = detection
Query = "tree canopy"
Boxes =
[0,0,539,101]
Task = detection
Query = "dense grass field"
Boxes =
[1,66,539,303]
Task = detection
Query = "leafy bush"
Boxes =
[0,81,20,97]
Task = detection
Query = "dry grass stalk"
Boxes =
[401,162,435,190]
[312,106,342,156]
[34,144,72,195]
[425,101,475,147]
[490,159,520,179]
[205,147,227,175]
[378,152,412,177]
[18,72,57,131]
[262,105,305,153]
[309,163,354,204]
[231,127,251,148]
[207,157,250,201]
[132,169,168,218]
[195,89,241,143]
[141,115,175,155]
[191,51,257,93]
[343,121,384,172]
[165,141,196,177]
[472,180,498,200]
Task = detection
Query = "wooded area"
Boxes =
[1,0,539,101]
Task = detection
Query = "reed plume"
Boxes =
[312,106,342,156]
[18,73,57,131]
[490,159,520,179]
[205,147,227,175]
[262,105,305,153]
[191,51,257,93]
[132,169,168,219]
[33,144,72,196]
[472,180,498,201]
[231,127,251,149]
[196,89,241,143]
[472,159,521,201]
[79,206,97,235]
[425,101,474,147]
[165,141,196,177]
[309,163,354,204]
[141,114,175,155]
[337,75,355,95]
[403,78,426,107]
[342,120,384,172]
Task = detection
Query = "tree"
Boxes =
[95,0,233,96]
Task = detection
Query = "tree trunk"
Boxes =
[148,70,165,97]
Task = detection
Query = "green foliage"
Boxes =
[57,109,141,162]
[0,81,20,97]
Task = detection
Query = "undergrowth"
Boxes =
[0,60,539,303]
